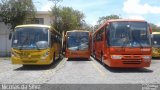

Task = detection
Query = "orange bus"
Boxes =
[65,30,91,59]
[93,19,152,68]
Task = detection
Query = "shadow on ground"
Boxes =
[152,57,160,60]
[67,58,91,61]
[14,56,64,71]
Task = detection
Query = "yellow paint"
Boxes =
[91,61,106,77]
[152,32,160,57]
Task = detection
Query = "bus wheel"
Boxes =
[58,52,61,60]
[93,52,96,59]
[101,54,105,65]
[22,65,30,67]
[53,52,56,62]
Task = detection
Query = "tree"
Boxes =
[97,14,120,25]
[150,23,160,32]
[49,0,62,32]
[0,0,36,30]
[51,6,85,34]
[49,0,62,7]
[94,14,121,29]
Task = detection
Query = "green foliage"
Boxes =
[97,14,120,25]
[51,6,85,34]
[150,23,160,32]
[0,0,36,30]
[94,14,120,30]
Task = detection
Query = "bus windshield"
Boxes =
[152,34,160,47]
[12,27,49,50]
[67,32,89,51]
[108,21,151,47]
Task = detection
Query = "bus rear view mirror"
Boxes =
[9,32,12,40]
[150,34,153,38]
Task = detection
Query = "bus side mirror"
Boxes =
[148,24,152,34]
[151,34,153,38]
[149,27,152,34]
[150,34,153,46]
[9,32,12,40]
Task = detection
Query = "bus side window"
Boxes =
[54,35,57,42]
[101,28,104,41]
[96,29,104,41]
[96,34,99,41]
[105,25,110,46]
[55,35,61,43]
[51,34,54,45]
[56,35,60,43]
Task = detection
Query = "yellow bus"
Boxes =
[11,24,61,65]
[152,32,160,57]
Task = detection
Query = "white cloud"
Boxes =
[91,21,97,26]
[123,0,160,15]
[127,15,146,20]
[156,22,160,27]
[40,2,52,11]
[61,0,107,9]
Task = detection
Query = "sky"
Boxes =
[33,0,160,26]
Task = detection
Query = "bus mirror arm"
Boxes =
[148,24,152,34]
[9,32,12,40]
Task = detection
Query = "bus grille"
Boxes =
[20,55,40,59]
[122,59,142,64]
[122,56,142,64]
[31,55,41,58]
[23,61,37,63]
[123,56,141,59]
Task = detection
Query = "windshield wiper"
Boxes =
[33,37,40,50]
[19,36,29,50]
[35,43,40,50]
[131,30,143,48]
[121,38,130,51]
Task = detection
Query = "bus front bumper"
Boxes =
[104,55,151,68]
[65,50,90,59]
[109,60,151,68]
[11,57,52,65]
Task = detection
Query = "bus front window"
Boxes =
[108,22,151,47]
[67,32,89,51]
[152,35,160,47]
[12,27,49,50]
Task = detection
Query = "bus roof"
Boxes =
[15,24,51,28]
[95,19,148,35]
[152,32,160,35]
[107,19,147,22]
[66,30,89,33]
[102,19,147,28]
[15,24,61,35]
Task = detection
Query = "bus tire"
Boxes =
[53,52,56,63]
[93,52,96,59]
[22,65,30,67]
[58,52,61,60]
[101,54,105,65]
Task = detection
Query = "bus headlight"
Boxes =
[143,56,151,59]
[141,48,150,52]
[11,51,17,57]
[143,56,151,62]
[41,51,49,58]
[111,55,122,59]
[44,51,49,56]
